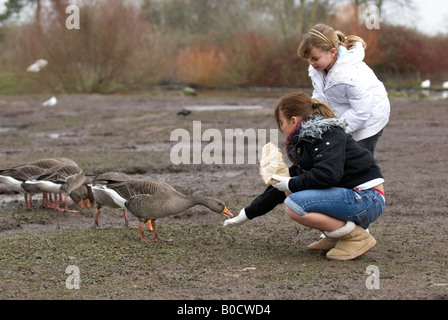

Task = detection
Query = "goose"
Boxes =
[26,59,48,72]
[91,172,132,228]
[28,157,78,169]
[0,164,46,210]
[93,179,233,242]
[421,79,430,88]
[24,165,89,213]
[69,182,94,209]
[42,96,57,107]
[26,158,78,208]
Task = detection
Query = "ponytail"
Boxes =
[274,92,337,130]
[298,24,367,60]
[311,98,336,119]
[335,30,367,50]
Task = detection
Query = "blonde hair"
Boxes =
[274,92,336,131]
[298,24,367,60]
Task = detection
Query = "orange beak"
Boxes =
[220,207,233,219]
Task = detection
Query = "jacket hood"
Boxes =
[336,41,365,66]
[299,114,346,140]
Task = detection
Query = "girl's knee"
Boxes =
[285,204,305,222]
[284,204,295,218]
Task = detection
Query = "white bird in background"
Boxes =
[442,82,448,89]
[26,59,48,72]
[42,96,57,107]
[421,79,431,88]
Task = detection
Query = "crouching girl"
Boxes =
[224,92,385,260]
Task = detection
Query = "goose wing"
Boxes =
[106,179,172,199]
[124,194,161,220]
[28,158,77,169]
[92,172,131,186]
[37,165,82,183]
[0,165,45,181]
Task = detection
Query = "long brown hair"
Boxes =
[298,23,367,60]
[274,92,336,131]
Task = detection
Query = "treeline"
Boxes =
[0,0,447,93]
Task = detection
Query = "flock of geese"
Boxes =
[0,158,233,242]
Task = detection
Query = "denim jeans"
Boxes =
[284,187,385,229]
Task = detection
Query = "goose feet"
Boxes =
[54,194,79,213]
[139,220,172,242]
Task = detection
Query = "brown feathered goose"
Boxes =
[0,164,46,210]
[10,157,79,208]
[91,172,132,228]
[69,182,94,209]
[27,158,79,207]
[28,157,78,169]
[24,165,89,213]
[93,179,233,242]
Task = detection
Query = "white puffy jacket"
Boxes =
[309,42,390,141]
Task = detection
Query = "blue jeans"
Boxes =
[284,188,385,229]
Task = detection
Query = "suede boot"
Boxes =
[307,236,338,251]
[326,225,377,261]
[308,222,355,251]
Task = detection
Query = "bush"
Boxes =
[176,32,309,88]
[3,0,176,94]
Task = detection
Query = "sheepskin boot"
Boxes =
[326,223,377,261]
[308,222,355,251]
[307,235,338,251]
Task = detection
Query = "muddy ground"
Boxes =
[0,90,447,301]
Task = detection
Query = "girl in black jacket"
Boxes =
[224,92,385,260]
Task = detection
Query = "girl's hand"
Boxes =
[223,209,249,228]
[272,175,292,193]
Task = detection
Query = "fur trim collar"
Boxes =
[299,115,346,140]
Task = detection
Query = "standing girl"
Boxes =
[298,24,390,155]
[224,92,386,261]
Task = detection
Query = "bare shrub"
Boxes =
[6,0,175,93]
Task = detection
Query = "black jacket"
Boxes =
[245,115,384,219]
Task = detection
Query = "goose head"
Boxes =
[197,197,233,219]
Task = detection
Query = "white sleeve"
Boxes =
[339,83,374,133]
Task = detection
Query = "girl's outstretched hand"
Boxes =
[223,208,249,228]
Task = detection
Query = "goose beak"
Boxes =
[220,207,233,219]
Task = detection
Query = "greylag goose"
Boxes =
[20,158,78,208]
[69,182,94,209]
[91,172,132,228]
[28,157,78,169]
[93,179,233,242]
[0,164,46,210]
[24,165,89,213]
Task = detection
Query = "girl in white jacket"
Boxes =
[298,24,390,155]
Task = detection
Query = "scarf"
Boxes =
[285,120,307,165]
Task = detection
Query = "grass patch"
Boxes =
[0,72,49,96]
